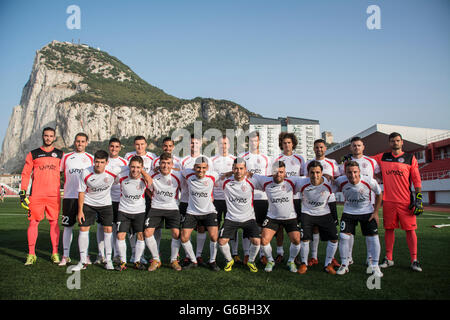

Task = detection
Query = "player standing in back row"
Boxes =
[20,127,64,265]
[373,132,423,272]
[59,133,94,266]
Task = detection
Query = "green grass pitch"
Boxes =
[0,198,449,300]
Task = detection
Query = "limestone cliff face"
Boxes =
[0,41,254,173]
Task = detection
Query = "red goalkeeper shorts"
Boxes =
[382,201,417,231]
[28,196,61,221]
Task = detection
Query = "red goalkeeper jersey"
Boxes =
[373,151,422,204]
[21,147,64,198]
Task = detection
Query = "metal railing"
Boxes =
[420,170,450,181]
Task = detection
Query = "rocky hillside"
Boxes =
[0,41,258,173]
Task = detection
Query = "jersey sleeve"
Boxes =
[410,156,422,189]
[20,152,34,191]
[368,177,382,195]
[78,170,88,193]
[332,160,340,177]
[335,176,346,191]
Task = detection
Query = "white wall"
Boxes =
[436,191,450,204]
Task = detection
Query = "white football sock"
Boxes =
[103,231,112,262]
[129,233,136,261]
[219,243,232,262]
[311,233,320,259]
[288,243,301,263]
[348,234,354,261]
[170,238,181,262]
[181,240,197,263]
[145,236,160,261]
[366,237,373,262]
[209,241,218,263]
[262,244,274,262]
[300,242,309,264]
[230,235,239,256]
[277,245,284,257]
[339,233,351,266]
[248,243,260,263]
[96,224,105,258]
[366,235,381,266]
[324,241,338,267]
[78,230,89,264]
[196,232,207,258]
[243,237,251,256]
[117,239,127,263]
[134,240,145,263]
[62,226,73,257]
[154,228,162,250]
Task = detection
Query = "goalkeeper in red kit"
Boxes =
[20,127,64,266]
[373,132,423,272]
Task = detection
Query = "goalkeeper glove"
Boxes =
[19,190,30,211]
[412,192,424,216]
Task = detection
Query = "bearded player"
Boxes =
[373,132,423,272]
[20,127,64,265]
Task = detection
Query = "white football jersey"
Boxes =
[338,155,380,178]
[211,154,236,200]
[306,158,340,178]
[295,177,336,217]
[336,176,381,215]
[179,155,213,203]
[117,171,147,214]
[151,155,181,171]
[238,151,271,200]
[79,166,121,207]
[221,176,257,223]
[61,151,94,199]
[253,175,297,220]
[124,151,156,173]
[107,156,128,203]
[272,153,306,199]
[149,170,182,211]
[182,169,218,215]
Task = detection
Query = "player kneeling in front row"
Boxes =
[144,152,183,272]
[115,156,151,271]
[297,161,339,275]
[219,158,261,272]
[250,161,302,273]
[335,161,383,277]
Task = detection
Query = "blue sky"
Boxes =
[0,0,449,145]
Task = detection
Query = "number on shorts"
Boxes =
[116,221,121,230]
[145,218,150,227]
[340,220,346,232]
[62,216,70,225]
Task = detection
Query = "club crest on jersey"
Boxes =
[362,163,368,168]
[257,159,261,164]
[321,190,327,196]
[52,152,57,158]
[83,158,89,163]
[398,158,405,163]
[282,185,286,191]
[136,184,142,190]
[203,181,209,186]
[241,185,247,192]
[104,177,110,183]
[291,160,296,165]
